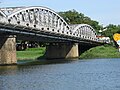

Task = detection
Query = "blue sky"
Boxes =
[0,0,120,26]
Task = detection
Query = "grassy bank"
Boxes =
[79,45,120,59]
[17,45,120,61]
[17,47,46,60]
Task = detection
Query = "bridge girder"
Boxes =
[6,6,70,35]
[70,24,97,41]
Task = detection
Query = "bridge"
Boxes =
[0,6,101,65]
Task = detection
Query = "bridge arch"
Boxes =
[0,6,99,42]
[7,6,70,34]
[0,10,7,17]
[72,24,97,40]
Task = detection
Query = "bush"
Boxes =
[79,45,120,59]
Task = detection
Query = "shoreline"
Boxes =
[79,45,120,59]
[17,45,120,61]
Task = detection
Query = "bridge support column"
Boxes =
[0,35,17,65]
[45,43,79,59]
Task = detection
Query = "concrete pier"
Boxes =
[0,35,17,65]
[45,43,79,59]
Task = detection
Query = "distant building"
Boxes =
[97,36,110,43]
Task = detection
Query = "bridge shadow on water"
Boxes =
[0,58,79,75]
[17,57,79,66]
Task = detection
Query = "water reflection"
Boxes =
[0,66,18,76]
[0,58,120,90]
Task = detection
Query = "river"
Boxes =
[0,58,120,90]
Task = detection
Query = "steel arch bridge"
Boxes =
[0,6,98,43]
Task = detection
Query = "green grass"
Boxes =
[17,47,46,60]
[79,45,120,59]
[17,45,120,61]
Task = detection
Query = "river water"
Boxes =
[0,58,120,90]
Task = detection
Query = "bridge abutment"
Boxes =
[0,35,17,65]
[45,43,79,59]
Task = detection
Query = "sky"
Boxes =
[0,0,120,26]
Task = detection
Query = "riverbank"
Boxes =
[17,47,45,60]
[79,45,120,59]
[17,45,120,61]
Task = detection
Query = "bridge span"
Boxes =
[0,6,102,65]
